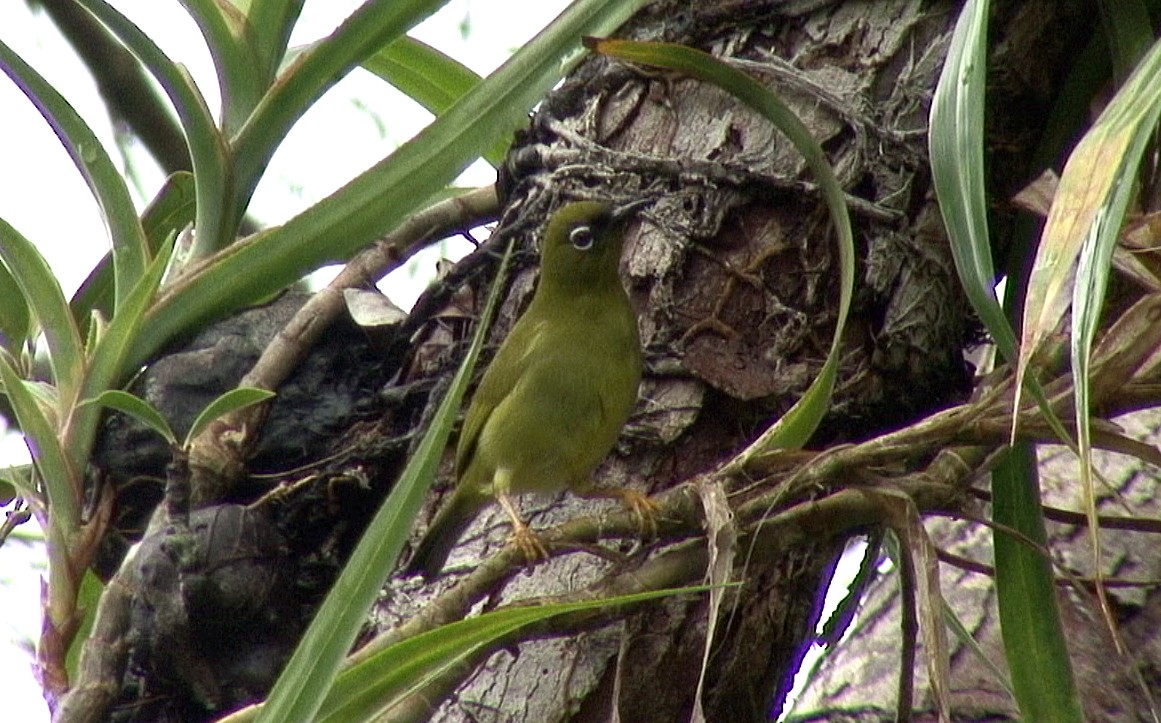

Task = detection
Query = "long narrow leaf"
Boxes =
[245,0,307,85]
[0,252,30,355]
[0,355,77,530]
[253,240,514,723]
[928,0,1017,362]
[1098,0,1152,83]
[588,39,854,458]
[128,0,647,374]
[70,171,197,336]
[362,36,507,166]
[184,387,275,446]
[931,3,1082,720]
[92,389,176,446]
[75,0,233,258]
[1069,34,1161,652]
[1018,25,1161,397]
[992,445,1083,721]
[69,236,176,475]
[319,587,715,721]
[930,0,1074,452]
[0,37,148,310]
[231,0,448,218]
[178,0,265,135]
[363,36,480,115]
[0,218,84,410]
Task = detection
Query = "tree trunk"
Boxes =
[379,1,1095,720]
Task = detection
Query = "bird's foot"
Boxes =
[508,520,549,564]
[618,488,660,538]
[581,486,660,538]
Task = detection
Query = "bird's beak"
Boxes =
[611,197,651,223]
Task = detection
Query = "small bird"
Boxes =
[406,200,651,577]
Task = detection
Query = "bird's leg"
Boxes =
[577,484,659,538]
[496,491,548,563]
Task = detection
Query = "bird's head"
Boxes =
[538,200,645,293]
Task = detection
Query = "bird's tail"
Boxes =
[405,486,484,578]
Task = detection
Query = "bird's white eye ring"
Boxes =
[569,225,595,250]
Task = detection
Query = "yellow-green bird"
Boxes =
[406,200,650,577]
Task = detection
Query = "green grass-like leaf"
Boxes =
[0,218,85,413]
[1098,0,1152,83]
[0,354,76,529]
[184,387,276,446]
[362,36,508,167]
[231,0,448,219]
[127,0,647,376]
[931,3,1084,720]
[179,0,265,135]
[364,36,481,116]
[76,0,233,258]
[65,569,107,681]
[993,445,1084,722]
[252,240,515,723]
[318,587,716,721]
[1067,33,1161,661]
[91,390,176,446]
[246,0,307,84]
[69,172,197,333]
[927,0,1017,361]
[588,38,855,458]
[69,235,176,476]
[0,252,30,355]
[0,37,148,312]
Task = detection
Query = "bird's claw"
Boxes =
[618,488,660,538]
[509,521,549,564]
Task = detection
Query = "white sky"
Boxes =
[0,1,567,719]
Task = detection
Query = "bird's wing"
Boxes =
[454,316,549,478]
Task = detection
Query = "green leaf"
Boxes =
[76,0,234,258]
[245,0,307,84]
[0,250,30,355]
[318,587,717,721]
[1098,0,1152,83]
[932,4,1083,721]
[70,172,197,334]
[128,0,648,375]
[184,387,276,447]
[0,463,34,505]
[91,390,176,446]
[927,0,1017,362]
[232,0,449,219]
[992,445,1083,722]
[66,569,106,680]
[0,37,149,311]
[362,36,508,166]
[1067,33,1161,658]
[140,172,199,249]
[364,36,480,115]
[253,240,515,723]
[0,217,85,407]
[589,39,855,457]
[0,354,78,530]
[942,598,1014,699]
[68,235,177,476]
[178,0,265,134]
[930,0,1073,455]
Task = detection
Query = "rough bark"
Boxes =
[386,0,983,720]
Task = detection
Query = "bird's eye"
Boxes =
[569,225,595,250]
